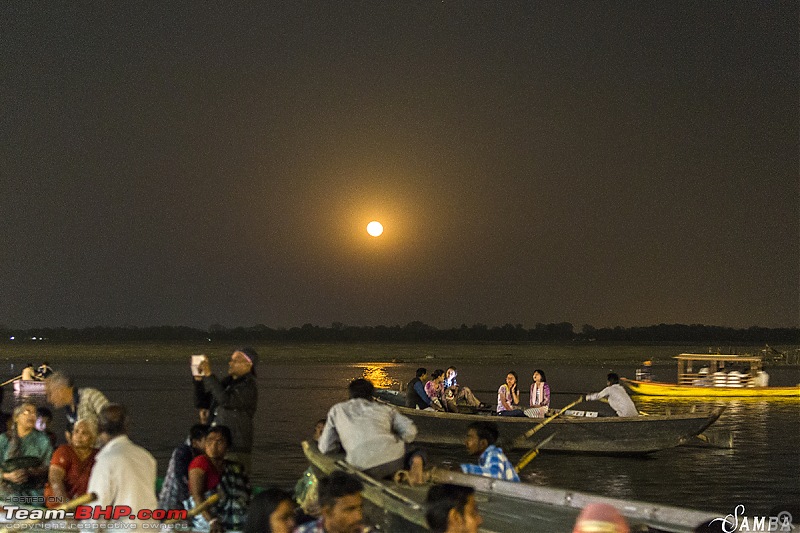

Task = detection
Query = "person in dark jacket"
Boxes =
[194,348,259,473]
[406,368,432,409]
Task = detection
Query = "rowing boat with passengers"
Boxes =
[373,390,723,455]
[622,353,800,398]
[302,440,720,532]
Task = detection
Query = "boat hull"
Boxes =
[623,378,800,398]
[13,380,46,396]
[302,441,720,533]
[379,399,722,455]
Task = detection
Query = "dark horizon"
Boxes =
[3,321,798,346]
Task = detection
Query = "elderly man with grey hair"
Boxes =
[45,372,110,441]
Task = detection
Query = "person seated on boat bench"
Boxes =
[43,418,98,509]
[187,424,251,532]
[444,366,484,412]
[584,373,639,417]
[0,402,53,504]
[497,371,525,417]
[36,361,54,380]
[21,362,38,381]
[460,421,519,482]
[295,471,372,533]
[425,369,447,411]
[318,378,426,485]
[525,369,551,418]
[426,483,483,533]
[158,423,209,510]
[406,367,435,410]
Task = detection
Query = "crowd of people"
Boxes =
[404,365,637,420]
[0,351,645,533]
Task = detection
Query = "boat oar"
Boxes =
[163,492,220,525]
[0,375,22,387]
[515,432,557,473]
[511,397,583,449]
[0,492,96,531]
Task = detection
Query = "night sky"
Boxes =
[1,3,797,330]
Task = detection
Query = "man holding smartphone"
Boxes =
[193,348,259,473]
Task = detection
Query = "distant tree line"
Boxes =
[0,322,798,344]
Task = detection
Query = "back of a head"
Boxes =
[426,484,475,533]
[607,373,620,385]
[46,371,73,389]
[467,421,499,446]
[348,378,374,400]
[573,503,629,533]
[189,423,210,442]
[98,404,128,437]
[318,471,363,509]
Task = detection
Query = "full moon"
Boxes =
[366,221,384,237]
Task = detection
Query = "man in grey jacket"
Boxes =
[196,348,259,472]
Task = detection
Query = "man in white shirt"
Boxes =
[86,404,158,526]
[319,378,425,484]
[585,373,639,417]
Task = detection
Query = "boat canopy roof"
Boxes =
[674,353,763,364]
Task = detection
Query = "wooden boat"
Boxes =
[302,440,720,533]
[623,353,800,399]
[373,390,723,455]
[13,379,46,396]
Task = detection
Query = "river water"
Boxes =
[2,343,798,523]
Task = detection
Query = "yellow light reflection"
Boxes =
[358,363,400,390]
